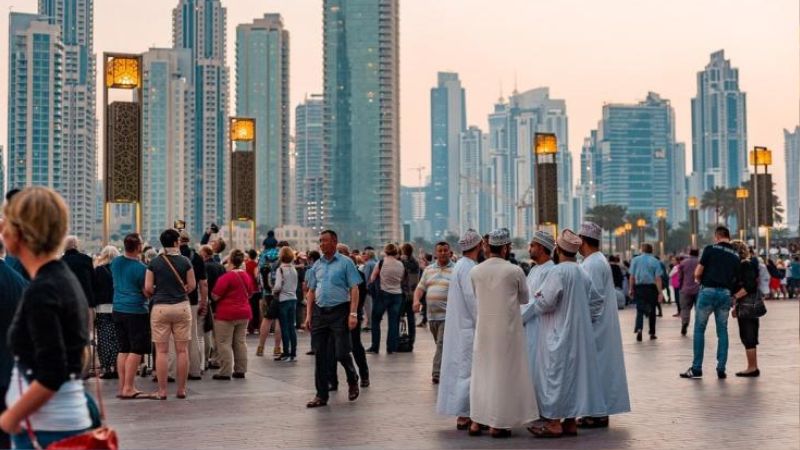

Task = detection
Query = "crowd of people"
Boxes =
[0,186,795,446]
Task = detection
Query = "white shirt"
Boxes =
[273,264,298,301]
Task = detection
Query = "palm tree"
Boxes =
[585,204,627,252]
[701,186,736,225]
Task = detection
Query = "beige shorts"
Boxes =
[151,301,192,343]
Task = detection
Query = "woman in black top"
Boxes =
[0,187,93,448]
[94,245,120,379]
[730,240,761,377]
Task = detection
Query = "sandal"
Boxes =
[489,428,511,438]
[577,416,609,428]
[456,417,472,430]
[528,422,563,438]
[119,391,158,400]
[306,397,328,408]
[468,422,483,436]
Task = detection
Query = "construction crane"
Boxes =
[407,166,426,188]
[459,173,535,238]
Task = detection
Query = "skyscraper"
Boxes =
[7,13,63,193]
[429,72,466,239]
[486,87,573,239]
[236,14,290,230]
[173,0,229,239]
[583,92,684,221]
[295,95,324,232]
[458,126,482,231]
[323,0,400,245]
[140,48,194,245]
[690,50,748,194]
[785,127,800,232]
[38,0,97,241]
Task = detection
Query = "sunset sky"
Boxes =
[1,0,797,208]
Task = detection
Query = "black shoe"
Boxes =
[365,348,379,354]
[636,331,642,342]
[329,384,338,391]
[681,323,688,336]
[717,369,727,379]
[212,374,231,380]
[187,375,202,381]
[679,367,702,379]
[306,350,315,355]
[362,327,371,332]
[735,369,760,377]
[99,371,119,380]
[650,334,658,340]
[360,379,370,388]
[207,363,221,370]
[232,372,246,379]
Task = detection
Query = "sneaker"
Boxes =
[717,369,727,379]
[287,356,297,363]
[679,368,702,379]
[649,334,658,340]
[636,331,642,342]
[680,323,688,336]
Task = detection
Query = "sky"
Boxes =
[1,0,798,211]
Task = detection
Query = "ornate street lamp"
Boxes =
[655,209,667,258]
[230,117,257,249]
[534,133,558,237]
[687,196,699,248]
[624,222,633,260]
[749,146,773,256]
[636,218,647,248]
[736,188,749,241]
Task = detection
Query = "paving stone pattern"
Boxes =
[101,300,800,449]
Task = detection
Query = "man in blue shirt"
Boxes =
[788,256,800,298]
[110,233,153,399]
[303,230,362,408]
[629,243,664,341]
[0,238,28,448]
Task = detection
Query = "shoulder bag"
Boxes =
[737,259,767,319]
[160,254,189,301]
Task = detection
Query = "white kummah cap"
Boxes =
[557,229,582,254]
[459,229,482,252]
[532,230,556,252]
[488,228,512,246]
[579,221,603,241]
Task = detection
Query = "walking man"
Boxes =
[413,242,454,384]
[578,223,630,428]
[437,230,482,430]
[304,230,361,408]
[629,243,664,341]
[677,248,701,336]
[680,226,741,379]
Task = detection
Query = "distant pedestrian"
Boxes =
[629,243,664,341]
[413,242,454,384]
[367,243,404,354]
[680,226,740,380]
[677,249,701,336]
[93,245,121,379]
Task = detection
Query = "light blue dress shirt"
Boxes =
[629,253,664,285]
[306,252,361,307]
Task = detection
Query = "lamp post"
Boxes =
[636,218,646,248]
[655,209,667,258]
[534,133,558,237]
[749,147,773,257]
[736,188,749,242]
[624,222,633,260]
[103,53,143,245]
[688,196,699,248]
[229,117,257,250]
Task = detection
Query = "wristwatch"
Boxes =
[349,312,358,317]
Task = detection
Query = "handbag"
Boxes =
[18,370,118,450]
[396,318,413,353]
[368,260,384,300]
[737,292,767,319]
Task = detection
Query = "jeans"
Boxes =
[692,287,732,372]
[634,285,658,335]
[12,428,90,449]
[311,303,358,400]
[371,291,402,352]
[278,300,298,357]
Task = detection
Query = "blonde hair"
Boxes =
[730,240,750,260]
[279,246,295,264]
[96,245,120,266]
[4,187,69,256]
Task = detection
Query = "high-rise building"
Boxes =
[323,0,400,246]
[400,185,429,240]
[429,72,466,239]
[173,0,229,239]
[38,0,97,241]
[486,87,574,239]
[785,126,800,232]
[690,50,747,194]
[7,13,63,193]
[236,14,290,230]
[583,92,685,221]
[140,48,194,245]
[295,95,324,232]
[458,126,482,231]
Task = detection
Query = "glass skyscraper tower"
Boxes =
[173,0,229,239]
[295,95,325,231]
[785,127,800,232]
[323,0,400,246]
[236,14,290,231]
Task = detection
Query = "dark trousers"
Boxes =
[371,291,402,352]
[248,293,262,333]
[312,303,358,400]
[329,318,369,385]
[634,284,658,335]
[401,295,416,347]
[0,390,8,449]
[278,300,298,357]
[675,289,681,314]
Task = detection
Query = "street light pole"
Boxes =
[636,218,646,248]
[736,188,749,242]
[656,209,667,258]
[688,196,698,249]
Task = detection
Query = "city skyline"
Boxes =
[0,0,797,220]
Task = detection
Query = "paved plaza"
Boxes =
[102,300,800,449]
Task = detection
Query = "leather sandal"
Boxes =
[306,397,328,408]
[348,383,360,401]
[489,428,511,438]
[528,421,563,438]
[468,422,483,436]
[456,417,472,430]
[577,416,609,428]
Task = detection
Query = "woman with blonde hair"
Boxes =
[729,240,763,377]
[0,187,94,447]
[94,245,121,379]
[367,243,405,354]
[273,246,299,362]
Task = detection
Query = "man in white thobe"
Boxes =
[436,230,483,430]
[469,228,537,438]
[521,231,556,409]
[578,222,631,428]
[528,229,607,438]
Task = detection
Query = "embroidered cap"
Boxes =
[488,228,512,246]
[579,221,603,241]
[557,229,582,254]
[532,230,556,252]
[459,229,483,251]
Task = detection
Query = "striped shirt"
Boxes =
[417,260,454,321]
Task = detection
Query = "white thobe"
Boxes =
[530,261,607,419]
[436,257,478,417]
[521,260,555,406]
[581,252,631,415]
[469,258,538,428]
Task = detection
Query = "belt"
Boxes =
[634,284,657,288]
[315,302,349,311]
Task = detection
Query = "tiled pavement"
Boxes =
[101,300,800,449]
